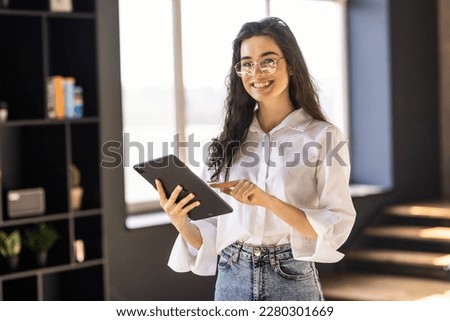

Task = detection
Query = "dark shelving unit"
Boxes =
[0,0,106,300]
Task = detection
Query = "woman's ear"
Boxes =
[288,66,293,76]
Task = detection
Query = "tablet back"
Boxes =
[133,154,233,220]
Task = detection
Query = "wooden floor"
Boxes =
[364,226,450,242]
[384,201,450,219]
[321,272,450,301]
[322,199,450,301]
[346,249,450,268]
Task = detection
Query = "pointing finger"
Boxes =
[209,180,240,189]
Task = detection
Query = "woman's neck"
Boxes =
[257,101,295,133]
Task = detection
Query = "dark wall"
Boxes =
[390,0,440,200]
[99,0,441,299]
[345,0,440,244]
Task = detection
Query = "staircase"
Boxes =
[320,200,450,300]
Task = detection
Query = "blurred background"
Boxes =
[115,0,450,301]
[0,0,449,301]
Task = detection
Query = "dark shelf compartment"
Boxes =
[2,0,48,11]
[71,123,101,210]
[48,17,98,118]
[0,220,70,276]
[0,15,45,120]
[42,265,103,300]
[1,0,95,13]
[0,125,68,219]
[2,276,38,300]
[75,215,102,261]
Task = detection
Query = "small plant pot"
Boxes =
[35,251,48,267]
[70,186,84,211]
[7,255,20,271]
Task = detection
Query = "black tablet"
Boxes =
[133,154,233,221]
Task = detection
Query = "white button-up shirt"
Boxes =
[168,108,356,275]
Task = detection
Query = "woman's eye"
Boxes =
[242,61,253,68]
[261,58,275,66]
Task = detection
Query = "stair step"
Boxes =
[384,201,450,220]
[320,272,450,301]
[365,226,450,242]
[347,249,450,269]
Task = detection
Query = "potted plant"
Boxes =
[24,223,59,267]
[0,229,21,271]
[70,163,84,211]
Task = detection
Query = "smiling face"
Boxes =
[239,35,291,108]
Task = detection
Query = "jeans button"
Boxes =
[254,248,261,257]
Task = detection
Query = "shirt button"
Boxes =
[254,248,261,257]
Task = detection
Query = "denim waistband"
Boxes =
[222,241,293,265]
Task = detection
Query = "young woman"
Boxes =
[155,17,356,301]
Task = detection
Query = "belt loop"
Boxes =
[232,242,243,263]
[269,246,276,267]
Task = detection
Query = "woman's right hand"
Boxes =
[155,179,201,232]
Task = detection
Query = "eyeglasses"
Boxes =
[234,57,285,78]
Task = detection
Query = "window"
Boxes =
[119,0,349,217]
[181,0,266,176]
[118,0,175,212]
[271,0,349,136]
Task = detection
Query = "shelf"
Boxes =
[0,258,104,282]
[73,208,102,218]
[0,213,69,228]
[0,0,95,14]
[0,117,99,127]
[0,0,105,300]
[0,209,102,227]
[0,9,95,19]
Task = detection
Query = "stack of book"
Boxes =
[47,75,84,120]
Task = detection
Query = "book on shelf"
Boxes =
[74,86,84,118]
[46,77,57,119]
[47,76,84,120]
[64,77,75,119]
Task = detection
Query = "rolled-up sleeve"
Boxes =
[167,166,219,275]
[291,126,356,262]
[167,217,218,275]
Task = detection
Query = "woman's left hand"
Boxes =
[210,179,273,207]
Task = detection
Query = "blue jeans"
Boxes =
[215,242,324,301]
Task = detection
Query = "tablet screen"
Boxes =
[133,155,233,220]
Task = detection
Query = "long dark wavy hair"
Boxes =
[207,17,328,182]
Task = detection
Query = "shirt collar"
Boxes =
[249,107,313,135]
